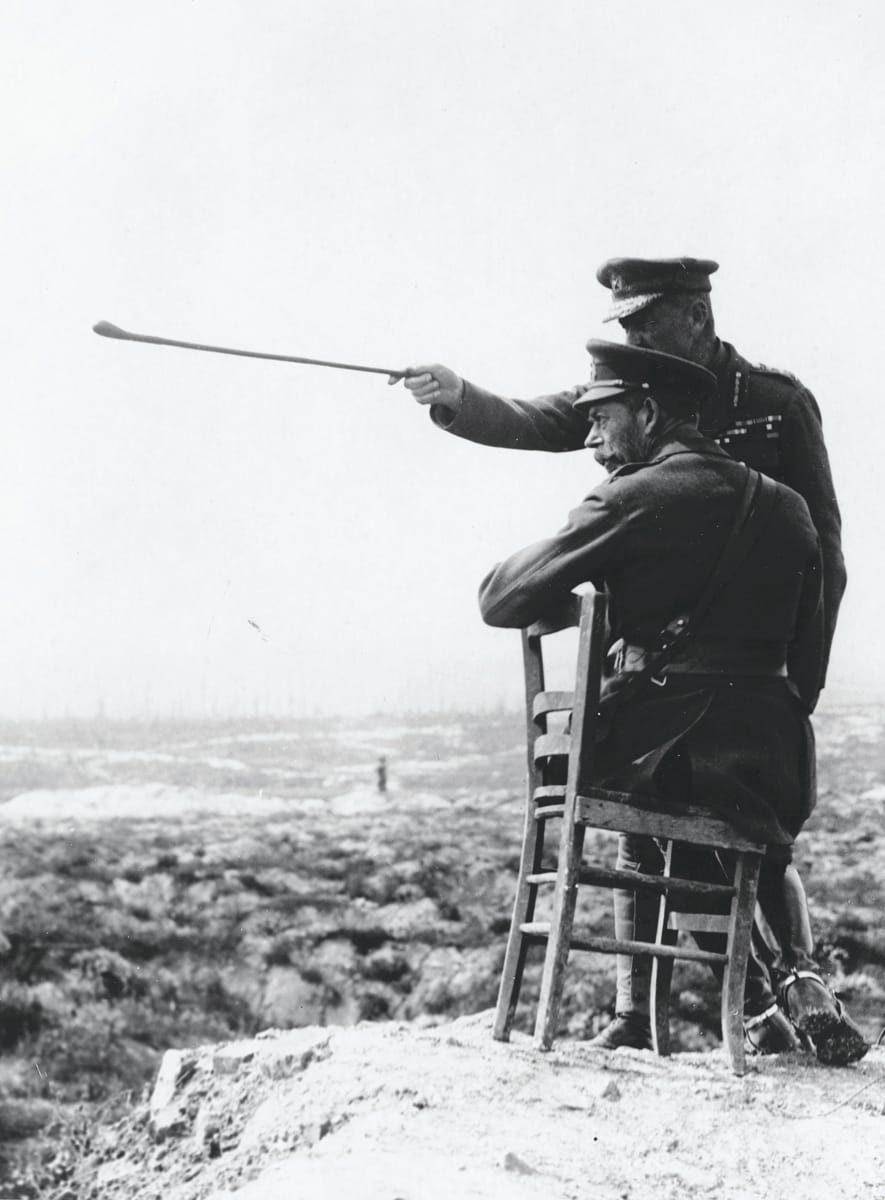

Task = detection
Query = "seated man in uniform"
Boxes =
[478,340,868,1066]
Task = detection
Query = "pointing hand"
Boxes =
[398,363,465,414]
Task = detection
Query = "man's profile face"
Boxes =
[619,298,697,360]
[582,397,649,473]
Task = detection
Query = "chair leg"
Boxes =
[493,808,546,1041]
[650,954,674,1056]
[650,844,676,1055]
[721,850,762,1075]
[534,823,585,1050]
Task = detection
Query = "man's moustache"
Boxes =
[595,452,623,473]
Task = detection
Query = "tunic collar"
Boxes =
[608,425,730,480]
[647,424,730,463]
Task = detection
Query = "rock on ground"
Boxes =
[61,1012,885,1200]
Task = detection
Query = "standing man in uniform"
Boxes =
[402,258,848,1053]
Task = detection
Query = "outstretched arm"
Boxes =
[402,363,591,453]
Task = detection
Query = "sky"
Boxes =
[2,0,884,718]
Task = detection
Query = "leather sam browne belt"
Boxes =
[616,638,788,678]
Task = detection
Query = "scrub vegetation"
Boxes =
[0,707,882,1195]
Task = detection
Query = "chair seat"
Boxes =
[577,790,764,853]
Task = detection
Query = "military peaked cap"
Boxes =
[597,256,719,323]
[575,340,717,411]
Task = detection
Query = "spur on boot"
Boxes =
[589,1012,652,1051]
[744,1003,803,1055]
[779,970,869,1066]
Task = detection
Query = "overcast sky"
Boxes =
[2,0,884,718]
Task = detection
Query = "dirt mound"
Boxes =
[53,1013,885,1200]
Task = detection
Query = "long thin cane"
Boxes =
[93,321,405,380]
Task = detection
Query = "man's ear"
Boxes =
[640,394,663,434]
[689,297,709,335]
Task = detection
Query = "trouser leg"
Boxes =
[668,843,777,1016]
[755,862,819,984]
[612,834,783,1020]
[613,833,664,1017]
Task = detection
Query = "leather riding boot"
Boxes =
[756,861,869,1065]
[779,972,870,1066]
[589,1011,653,1051]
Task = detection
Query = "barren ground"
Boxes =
[0,702,882,1197]
[59,1014,885,1200]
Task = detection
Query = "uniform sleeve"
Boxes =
[779,390,847,682]
[478,486,623,627]
[431,381,590,452]
[787,535,825,713]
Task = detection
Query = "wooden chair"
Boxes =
[492,590,766,1075]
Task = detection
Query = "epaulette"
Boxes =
[749,362,801,387]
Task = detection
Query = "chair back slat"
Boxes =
[531,691,574,723]
[565,592,609,802]
[521,625,547,793]
[521,595,581,790]
[533,733,571,762]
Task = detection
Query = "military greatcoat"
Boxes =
[435,339,845,681]
[478,428,823,849]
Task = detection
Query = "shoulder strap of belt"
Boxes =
[613,466,779,693]
[676,466,778,639]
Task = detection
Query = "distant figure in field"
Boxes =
[376,756,388,794]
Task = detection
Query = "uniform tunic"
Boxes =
[478,429,823,848]
[435,339,845,680]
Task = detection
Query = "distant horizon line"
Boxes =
[0,687,882,726]
[0,704,525,725]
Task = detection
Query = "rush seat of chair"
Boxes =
[492,589,765,1076]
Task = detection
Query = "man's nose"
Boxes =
[625,330,649,348]
[584,430,601,449]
